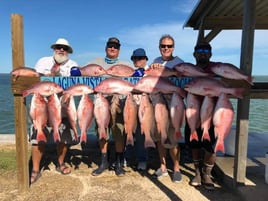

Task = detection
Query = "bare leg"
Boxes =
[57,142,71,174]
[169,145,180,172]
[30,144,45,184]
[31,144,45,172]
[157,141,167,171]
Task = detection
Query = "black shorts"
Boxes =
[29,117,77,145]
[184,121,216,153]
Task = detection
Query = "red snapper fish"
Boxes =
[213,93,234,153]
[22,81,63,97]
[63,84,94,97]
[106,64,134,77]
[200,96,216,141]
[184,77,244,99]
[133,76,186,98]
[138,93,156,148]
[210,63,254,85]
[110,94,121,129]
[170,92,185,139]
[174,62,213,77]
[29,94,48,143]
[77,94,94,143]
[94,93,111,140]
[79,64,107,76]
[186,93,202,142]
[94,77,134,95]
[11,67,40,79]
[123,93,138,146]
[47,93,62,142]
[144,67,179,77]
[60,95,79,142]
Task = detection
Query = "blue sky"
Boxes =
[0,0,267,75]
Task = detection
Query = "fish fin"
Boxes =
[126,134,134,146]
[247,76,254,86]
[202,131,211,142]
[190,131,199,142]
[176,131,182,139]
[53,131,61,143]
[233,88,245,99]
[144,138,156,148]
[22,90,29,98]
[37,130,47,143]
[80,132,87,143]
[214,141,225,153]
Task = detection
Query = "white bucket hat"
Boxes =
[50,38,73,53]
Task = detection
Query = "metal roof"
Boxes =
[184,0,268,30]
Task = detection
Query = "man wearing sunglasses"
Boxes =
[151,34,184,183]
[89,37,134,177]
[35,38,78,76]
[184,41,217,190]
[30,38,78,184]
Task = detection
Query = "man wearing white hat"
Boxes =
[35,38,78,76]
[30,38,78,185]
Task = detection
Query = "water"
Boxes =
[1,74,267,134]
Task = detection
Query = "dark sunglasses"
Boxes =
[54,45,69,51]
[106,43,120,49]
[160,44,174,49]
[195,48,211,53]
[132,56,146,60]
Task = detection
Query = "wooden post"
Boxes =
[11,14,29,191]
[234,0,256,186]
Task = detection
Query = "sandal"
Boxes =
[30,170,41,185]
[56,163,71,175]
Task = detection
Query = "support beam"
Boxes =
[233,0,256,186]
[11,14,29,192]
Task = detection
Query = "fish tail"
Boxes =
[232,88,245,99]
[126,134,134,146]
[144,137,156,148]
[53,130,61,143]
[247,76,254,86]
[22,90,29,98]
[176,131,182,139]
[99,129,107,140]
[190,131,198,142]
[80,132,87,143]
[202,131,211,142]
[37,130,47,143]
[190,131,199,142]
[214,141,225,153]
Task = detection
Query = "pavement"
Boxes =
[1,132,268,201]
[215,132,268,201]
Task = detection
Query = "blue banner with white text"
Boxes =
[40,76,193,90]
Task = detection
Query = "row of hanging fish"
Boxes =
[11,62,253,85]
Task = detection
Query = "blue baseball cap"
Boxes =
[131,48,148,61]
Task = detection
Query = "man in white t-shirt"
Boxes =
[30,38,78,185]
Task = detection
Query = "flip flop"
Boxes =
[30,170,41,185]
[56,163,71,175]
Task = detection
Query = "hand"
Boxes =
[150,63,164,69]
